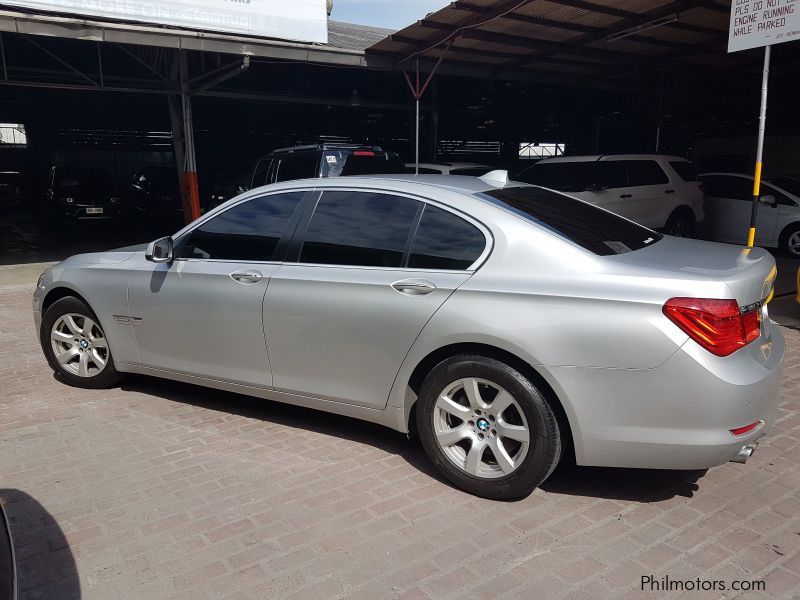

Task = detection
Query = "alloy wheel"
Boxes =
[433,377,530,479]
[788,231,800,257]
[50,313,109,377]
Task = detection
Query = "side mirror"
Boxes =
[145,236,174,263]
[758,194,777,207]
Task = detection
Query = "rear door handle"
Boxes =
[230,270,263,284]
[619,194,633,199]
[392,279,437,296]
[665,189,676,194]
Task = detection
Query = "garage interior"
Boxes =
[1,0,799,301]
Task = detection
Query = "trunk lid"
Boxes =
[606,236,777,308]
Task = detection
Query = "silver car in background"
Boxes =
[33,173,784,499]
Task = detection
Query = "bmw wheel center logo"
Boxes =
[477,418,490,431]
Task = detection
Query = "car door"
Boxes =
[584,161,633,220]
[263,189,488,409]
[128,190,308,387]
[622,160,672,229]
[703,175,777,244]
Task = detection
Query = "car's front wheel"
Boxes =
[779,224,800,258]
[40,296,122,389]
[416,355,561,500]
[664,209,696,238]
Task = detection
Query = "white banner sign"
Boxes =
[1,0,329,43]
[729,0,800,52]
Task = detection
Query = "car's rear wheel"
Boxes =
[665,209,696,238]
[779,224,800,258]
[40,296,122,389]
[416,355,561,500]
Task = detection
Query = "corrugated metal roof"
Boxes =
[366,0,743,79]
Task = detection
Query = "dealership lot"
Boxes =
[2,278,800,600]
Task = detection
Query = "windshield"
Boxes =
[56,168,113,192]
[767,177,800,198]
[322,150,406,177]
[478,186,662,255]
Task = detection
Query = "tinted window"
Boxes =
[669,161,700,182]
[409,206,485,270]
[766,177,800,200]
[300,191,419,267]
[178,192,305,261]
[450,167,492,176]
[480,186,661,255]
[595,162,628,189]
[415,167,444,174]
[518,162,593,193]
[700,175,751,200]
[625,160,669,186]
[251,159,270,188]
[275,155,319,183]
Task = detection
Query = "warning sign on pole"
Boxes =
[729,0,800,52]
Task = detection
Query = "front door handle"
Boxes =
[620,193,633,199]
[392,279,437,296]
[230,270,263,284]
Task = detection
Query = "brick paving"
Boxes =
[1,281,800,599]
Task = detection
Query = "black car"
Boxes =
[46,166,123,221]
[128,167,183,225]
[249,144,406,190]
[0,500,16,600]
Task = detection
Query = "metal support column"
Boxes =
[179,50,201,223]
[747,45,771,247]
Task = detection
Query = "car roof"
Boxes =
[405,162,493,169]
[538,154,688,163]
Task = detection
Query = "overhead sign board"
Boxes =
[0,0,329,43]
[729,0,800,52]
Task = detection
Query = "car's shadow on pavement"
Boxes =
[0,489,81,599]
[121,375,707,504]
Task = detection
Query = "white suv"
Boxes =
[515,154,705,236]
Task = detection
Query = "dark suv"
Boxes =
[46,166,123,222]
[249,144,405,190]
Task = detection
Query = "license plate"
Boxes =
[85,207,104,215]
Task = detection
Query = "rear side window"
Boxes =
[669,161,700,182]
[624,160,669,186]
[275,155,320,183]
[178,192,305,261]
[479,186,661,255]
[409,206,485,270]
[300,191,419,267]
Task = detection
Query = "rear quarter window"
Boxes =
[669,161,700,182]
[479,186,661,256]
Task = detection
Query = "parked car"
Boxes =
[128,168,183,225]
[0,498,16,600]
[405,162,494,176]
[515,154,705,236]
[206,169,252,212]
[0,171,23,210]
[249,144,406,189]
[700,173,800,258]
[46,166,123,222]
[34,173,783,500]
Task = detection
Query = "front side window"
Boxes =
[479,186,661,256]
[300,191,419,267]
[595,161,628,189]
[409,206,485,270]
[700,175,751,201]
[624,160,670,186]
[275,155,320,183]
[177,191,305,261]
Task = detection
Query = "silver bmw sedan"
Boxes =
[33,173,784,500]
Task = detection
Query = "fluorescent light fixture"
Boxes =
[605,14,679,43]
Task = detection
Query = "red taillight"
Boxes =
[663,298,761,357]
[730,421,761,436]
[353,150,376,156]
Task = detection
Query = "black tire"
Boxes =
[664,209,696,238]
[778,224,800,258]
[40,296,123,389]
[416,355,561,500]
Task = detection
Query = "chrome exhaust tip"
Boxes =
[730,443,758,464]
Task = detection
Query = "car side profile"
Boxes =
[34,174,783,499]
[700,172,800,258]
[515,154,705,236]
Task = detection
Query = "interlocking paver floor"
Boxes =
[2,281,799,599]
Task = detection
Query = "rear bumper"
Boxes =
[553,324,785,470]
